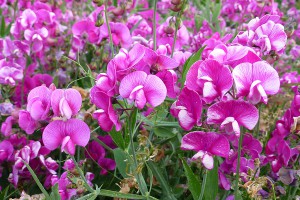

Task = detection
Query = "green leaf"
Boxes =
[212,3,221,24]
[109,128,126,150]
[113,0,118,7]
[204,158,219,200]
[181,46,206,87]
[147,161,176,200]
[153,126,176,138]
[22,161,50,200]
[113,148,130,178]
[0,16,5,37]
[50,184,61,200]
[99,189,148,199]
[181,159,201,200]
[0,186,9,200]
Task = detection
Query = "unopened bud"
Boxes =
[171,0,181,5]
[95,14,104,27]
[170,4,182,12]
[93,0,104,6]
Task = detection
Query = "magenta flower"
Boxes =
[142,45,179,71]
[42,119,90,155]
[181,131,230,170]
[156,70,179,98]
[51,88,82,119]
[185,59,233,103]
[171,87,202,131]
[0,140,14,163]
[208,44,261,68]
[27,85,52,121]
[234,15,287,54]
[39,155,58,175]
[91,91,121,132]
[266,136,291,173]
[20,9,37,28]
[24,27,49,53]
[1,116,15,137]
[207,100,259,136]
[232,61,280,104]
[119,71,167,109]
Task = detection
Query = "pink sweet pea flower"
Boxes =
[234,15,287,54]
[232,61,280,104]
[181,131,230,170]
[39,155,58,175]
[100,22,132,48]
[156,70,179,98]
[42,119,90,155]
[51,88,82,119]
[207,100,259,137]
[20,9,37,28]
[171,87,202,131]
[91,90,121,132]
[27,85,52,121]
[141,45,179,72]
[0,140,14,163]
[1,116,15,137]
[119,71,167,109]
[208,44,261,68]
[18,110,38,134]
[24,27,49,53]
[185,59,233,104]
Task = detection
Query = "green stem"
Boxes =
[70,155,94,193]
[104,0,115,57]
[22,161,50,200]
[234,131,244,199]
[171,0,187,57]
[153,0,158,51]
[198,170,207,200]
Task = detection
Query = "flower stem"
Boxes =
[153,0,158,51]
[234,131,244,199]
[104,0,114,57]
[70,155,94,193]
[199,170,207,200]
[171,0,187,57]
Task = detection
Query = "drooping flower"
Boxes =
[185,59,233,103]
[119,71,167,109]
[51,88,82,119]
[232,61,280,104]
[207,100,259,136]
[42,119,90,155]
[181,131,230,169]
[171,87,202,131]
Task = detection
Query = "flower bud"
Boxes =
[95,14,104,27]
[93,0,104,6]
[171,0,181,5]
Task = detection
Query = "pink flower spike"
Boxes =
[181,131,230,170]
[51,88,82,119]
[207,100,259,136]
[119,71,167,109]
[42,119,90,155]
[232,61,280,104]
[171,87,202,131]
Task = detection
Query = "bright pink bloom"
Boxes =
[181,131,230,170]
[208,44,261,68]
[27,85,52,121]
[91,91,121,132]
[42,119,90,155]
[119,71,167,109]
[232,61,280,104]
[18,111,38,135]
[171,87,202,131]
[156,70,179,98]
[39,155,58,175]
[24,27,48,52]
[141,45,179,72]
[51,88,82,119]
[20,9,37,28]
[234,15,287,54]
[207,100,259,137]
[185,59,233,104]
[1,116,15,137]
[0,140,14,163]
